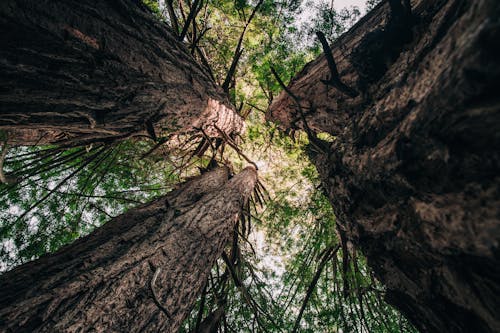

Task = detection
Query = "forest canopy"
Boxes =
[1,0,498,332]
[0,0,413,331]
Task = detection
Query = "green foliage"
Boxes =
[302,2,361,53]
[1,0,416,332]
[0,141,180,269]
[142,0,162,17]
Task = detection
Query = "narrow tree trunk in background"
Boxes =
[269,0,500,332]
[0,0,242,146]
[0,167,257,332]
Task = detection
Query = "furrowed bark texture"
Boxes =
[0,167,257,332]
[268,0,500,332]
[0,0,243,146]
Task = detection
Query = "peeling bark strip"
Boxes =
[0,0,243,146]
[0,167,257,332]
[269,0,500,332]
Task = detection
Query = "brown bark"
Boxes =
[268,0,500,332]
[0,0,243,146]
[0,166,257,332]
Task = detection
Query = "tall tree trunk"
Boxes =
[0,0,242,146]
[0,166,257,332]
[268,0,500,332]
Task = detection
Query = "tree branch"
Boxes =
[166,0,180,35]
[221,0,264,93]
[213,125,258,170]
[292,245,340,333]
[270,67,328,153]
[179,0,202,41]
[149,267,172,319]
[316,31,358,98]
[194,279,208,331]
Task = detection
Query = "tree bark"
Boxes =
[0,166,257,332]
[268,0,500,332]
[0,0,243,146]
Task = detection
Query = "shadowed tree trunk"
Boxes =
[268,0,500,332]
[0,166,257,332]
[0,0,243,146]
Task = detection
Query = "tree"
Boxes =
[0,0,249,272]
[0,1,260,331]
[0,0,242,147]
[0,166,257,332]
[3,0,481,331]
[268,0,500,332]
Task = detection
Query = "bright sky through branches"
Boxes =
[334,0,366,10]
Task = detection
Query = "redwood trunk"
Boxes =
[0,0,242,146]
[0,167,257,332]
[269,0,500,332]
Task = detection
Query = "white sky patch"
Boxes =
[251,229,285,273]
[0,239,17,272]
[8,204,21,216]
[249,227,286,297]
[293,0,367,47]
[333,0,366,10]
[27,216,40,234]
[255,160,267,172]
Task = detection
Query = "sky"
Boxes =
[294,0,368,46]
[333,0,366,10]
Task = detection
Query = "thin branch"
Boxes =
[221,0,264,93]
[352,249,368,331]
[194,279,208,331]
[0,149,88,198]
[150,267,172,319]
[316,31,358,98]
[221,251,241,287]
[191,137,211,158]
[222,49,243,93]
[191,27,211,53]
[179,0,201,41]
[6,145,61,160]
[292,245,340,333]
[90,202,114,218]
[213,125,258,170]
[221,252,275,333]
[14,146,106,222]
[198,127,217,154]
[246,102,267,114]
[12,147,87,178]
[166,0,180,35]
[190,4,198,49]
[270,67,307,130]
[270,67,327,153]
[140,136,169,159]
[195,46,216,81]
[41,188,143,204]
[178,0,187,23]
[188,0,205,52]
[336,223,351,299]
